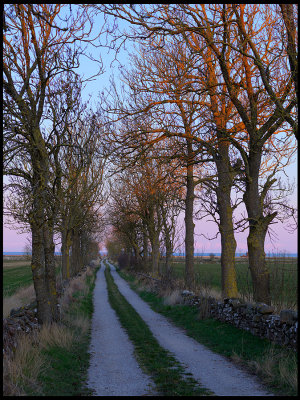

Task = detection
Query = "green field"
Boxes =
[3,261,33,297]
[161,257,297,309]
[3,258,62,297]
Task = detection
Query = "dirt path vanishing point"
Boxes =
[107,261,273,397]
[87,263,156,396]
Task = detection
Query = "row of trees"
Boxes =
[3,5,105,324]
[106,143,184,276]
[99,4,297,304]
[3,4,297,325]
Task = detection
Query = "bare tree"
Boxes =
[3,4,103,323]
[96,4,297,303]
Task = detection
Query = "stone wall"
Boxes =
[3,261,99,359]
[181,291,297,350]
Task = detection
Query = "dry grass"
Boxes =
[195,285,223,301]
[38,323,74,350]
[163,289,184,306]
[63,312,90,336]
[134,277,153,293]
[232,345,298,395]
[3,260,31,269]
[3,322,75,396]
[85,266,94,276]
[3,332,45,396]
[3,284,35,318]
[60,273,88,313]
[3,267,94,396]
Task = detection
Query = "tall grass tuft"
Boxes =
[245,344,298,395]
[3,284,35,318]
[163,289,184,306]
[3,333,45,396]
[38,323,74,350]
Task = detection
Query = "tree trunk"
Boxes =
[43,223,59,321]
[219,217,238,298]
[247,222,270,304]
[61,227,67,280]
[30,141,52,324]
[151,234,160,275]
[142,228,148,271]
[185,138,195,288]
[165,242,172,278]
[215,138,238,299]
[71,228,81,276]
[65,231,72,279]
[31,221,52,324]
[244,150,274,304]
[163,220,173,277]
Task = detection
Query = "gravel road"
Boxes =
[87,263,155,396]
[107,261,273,397]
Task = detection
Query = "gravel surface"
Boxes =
[87,263,155,396]
[108,261,273,397]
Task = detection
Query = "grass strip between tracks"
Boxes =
[104,263,213,396]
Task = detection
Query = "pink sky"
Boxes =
[3,159,297,255]
[3,213,297,254]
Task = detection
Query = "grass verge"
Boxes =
[3,265,99,396]
[104,263,213,396]
[118,268,298,397]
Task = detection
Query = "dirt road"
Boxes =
[87,261,273,396]
[108,261,273,396]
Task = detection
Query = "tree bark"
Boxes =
[71,228,80,276]
[185,138,195,288]
[247,222,270,304]
[151,234,160,275]
[215,138,238,299]
[218,201,238,298]
[243,150,275,304]
[30,134,53,324]
[61,227,67,279]
[31,222,52,324]
[43,223,59,321]
[65,231,72,279]
[142,227,148,271]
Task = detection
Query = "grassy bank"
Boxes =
[118,267,298,397]
[104,262,212,396]
[3,265,99,396]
